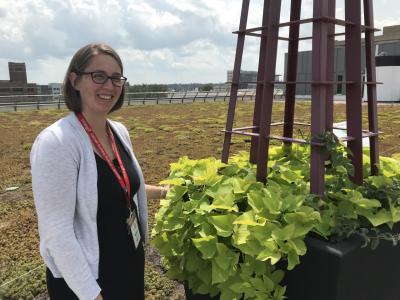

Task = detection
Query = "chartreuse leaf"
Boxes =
[357,208,393,227]
[273,285,287,300]
[206,183,238,211]
[233,233,263,256]
[263,188,283,215]
[272,224,295,241]
[192,158,225,186]
[168,185,188,201]
[211,244,240,284]
[271,269,285,285]
[287,238,307,255]
[232,224,251,245]
[380,156,400,177]
[234,211,265,226]
[287,249,300,270]
[369,175,393,188]
[256,240,281,264]
[337,200,357,219]
[198,222,215,237]
[215,243,240,271]
[212,260,226,284]
[245,254,267,275]
[192,236,217,259]
[341,189,381,209]
[159,177,186,186]
[185,250,203,273]
[281,194,305,212]
[230,282,255,298]
[152,232,181,256]
[390,203,400,223]
[208,214,237,237]
[225,177,253,194]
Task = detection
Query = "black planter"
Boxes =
[184,281,219,300]
[282,233,400,300]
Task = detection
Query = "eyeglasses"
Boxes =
[79,71,127,87]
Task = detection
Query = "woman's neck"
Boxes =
[81,111,108,135]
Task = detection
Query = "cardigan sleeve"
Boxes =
[30,129,101,300]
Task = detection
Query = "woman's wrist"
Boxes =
[160,186,167,198]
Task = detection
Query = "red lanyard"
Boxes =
[76,112,131,210]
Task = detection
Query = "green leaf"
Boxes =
[287,238,307,255]
[272,224,295,241]
[233,211,265,226]
[225,177,252,194]
[357,208,393,227]
[206,183,238,211]
[159,177,186,185]
[230,282,254,297]
[192,236,217,259]
[287,249,300,270]
[208,214,237,237]
[212,260,226,284]
[256,241,282,265]
[337,200,357,219]
[344,189,381,209]
[231,223,249,243]
[369,175,393,188]
[192,158,225,186]
[270,269,285,285]
[168,185,189,201]
[214,243,240,272]
[185,251,203,273]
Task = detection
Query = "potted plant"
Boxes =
[152,133,400,300]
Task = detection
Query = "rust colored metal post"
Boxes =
[221,0,250,163]
[325,0,336,130]
[310,0,329,195]
[345,0,363,184]
[364,0,380,175]
[256,0,282,183]
[283,0,302,141]
[249,0,270,164]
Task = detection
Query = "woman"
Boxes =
[30,43,167,300]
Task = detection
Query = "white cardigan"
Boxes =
[30,112,148,300]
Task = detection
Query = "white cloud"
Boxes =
[127,0,181,29]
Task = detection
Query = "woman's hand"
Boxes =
[95,293,103,300]
[145,184,170,200]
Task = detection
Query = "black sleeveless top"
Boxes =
[95,131,145,299]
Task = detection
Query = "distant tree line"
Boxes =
[126,83,220,95]
[126,84,168,98]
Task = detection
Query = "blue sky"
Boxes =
[0,0,398,85]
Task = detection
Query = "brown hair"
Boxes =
[63,43,125,113]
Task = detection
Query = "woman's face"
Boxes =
[71,54,123,116]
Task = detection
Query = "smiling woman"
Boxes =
[30,43,168,300]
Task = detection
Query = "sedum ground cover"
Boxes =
[0,101,400,299]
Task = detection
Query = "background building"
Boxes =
[0,63,64,103]
[283,24,400,101]
[0,62,38,102]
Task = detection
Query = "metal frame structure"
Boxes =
[222,0,380,195]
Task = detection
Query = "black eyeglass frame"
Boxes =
[78,71,127,87]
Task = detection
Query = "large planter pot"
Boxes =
[282,232,400,300]
[184,282,219,300]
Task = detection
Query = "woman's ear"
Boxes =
[69,72,79,90]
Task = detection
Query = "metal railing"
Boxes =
[0,90,261,111]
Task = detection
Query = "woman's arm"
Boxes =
[31,130,101,300]
[145,184,168,200]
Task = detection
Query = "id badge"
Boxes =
[129,212,141,248]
